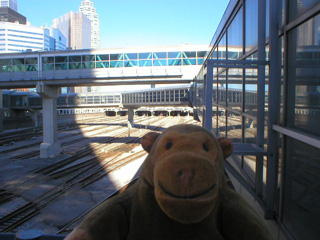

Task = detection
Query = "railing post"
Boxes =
[256,0,267,200]
[265,0,282,219]
[203,61,213,131]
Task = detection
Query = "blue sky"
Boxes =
[18,0,230,49]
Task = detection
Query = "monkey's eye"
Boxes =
[203,143,209,152]
[166,142,173,150]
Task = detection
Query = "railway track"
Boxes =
[0,116,131,155]
[0,116,199,233]
[0,150,146,232]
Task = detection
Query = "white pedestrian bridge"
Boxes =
[0,45,208,88]
[0,45,209,158]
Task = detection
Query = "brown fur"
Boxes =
[65,124,273,240]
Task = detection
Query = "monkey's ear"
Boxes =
[218,137,233,158]
[141,132,160,153]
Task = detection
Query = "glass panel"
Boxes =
[0,65,12,72]
[96,54,109,61]
[12,58,24,64]
[82,62,95,69]
[110,61,123,68]
[244,67,258,117]
[139,60,152,67]
[153,52,166,59]
[217,114,227,137]
[165,91,169,102]
[124,60,137,67]
[197,58,204,65]
[96,62,109,68]
[218,34,226,60]
[154,59,167,66]
[110,54,123,60]
[228,68,243,112]
[180,89,186,101]
[94,96,100,104]
[160,91,164,102]
[12,65,25,72]
[25,58,37,64]
[87,96,93,104]
[55,63,68,70]
[139,52,152,59]
[197,51,206,58]
[182,51,196,58]
[168,59,181,66]
[43,63,54,70]
[228,7,243,59]
[218,70,227,106]
[156,92,160,102]
[124,53,137,60]
[210,49,218,59]
[227,113,242,143]
[55,56,68,63]
[289,0,320,21]
[69,62,82,69]
[170,90,174,101]
[26,64,37,71]
[283,137,320,240]
[168,52,181,58]
[82,55,95,62]
[68,56,81,62]
[174,90,179,101]
[245,0,258,53]
[244,118,257,144]
[183,59,196,65]
[287,15,320,137]
[152,92,157,102]
[0,59,11,65]
[42,57,54,64]
[79,96,86,104]
[266,0,270,39]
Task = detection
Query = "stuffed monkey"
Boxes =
[65,124,273,240]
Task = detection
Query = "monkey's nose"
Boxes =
[179,169,195,189]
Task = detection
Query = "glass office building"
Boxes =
[0,22,66,53]
[191,0,319,239]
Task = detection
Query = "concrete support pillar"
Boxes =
[127,108,134,129]
[31,110,40,127]
[36,83,60,158]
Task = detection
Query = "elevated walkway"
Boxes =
[0,45,208,88]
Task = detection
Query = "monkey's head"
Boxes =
[140,124,233,224]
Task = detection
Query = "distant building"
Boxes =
[52,11,91,50]
[52,11,92,93]
[79,0,100,49]
[48,28,67,51]
[0,0,17,11]
[0,7,26,24]
[0,21,66,53]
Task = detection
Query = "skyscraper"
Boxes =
[0,0,17,11]
[0,0,25,24]
[79,0,100,49]
[52,11,91,50]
